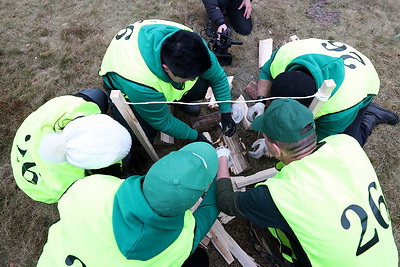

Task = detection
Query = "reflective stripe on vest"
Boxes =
[99,19,197,101]
[269,39,379,119]
[38,175,196,266]
[10,96,101,203]
[256,135,397,266]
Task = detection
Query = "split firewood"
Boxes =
[231,167,277,189]
[205,76,234,109]
[222,134,251,175]
[244,81,258,100]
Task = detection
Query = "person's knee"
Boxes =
[235,23,252,35]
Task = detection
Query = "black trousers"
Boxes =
[182,247,209,267]
[342,105,369,147]
[225,0,253,35]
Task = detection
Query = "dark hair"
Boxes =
[161,30,212,79]
[270,71,316,107]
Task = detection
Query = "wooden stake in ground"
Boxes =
[308,79,336,117]
[110,90,159,162]
[258,38,273,68]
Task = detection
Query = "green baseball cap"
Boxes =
[143,142,218,216]
[252,98,315,142]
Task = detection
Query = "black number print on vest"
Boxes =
[321,40,366,69]
[340,181,390,256]
[115,25,134,41]
[16,134,40,184]
[65,255,86,266]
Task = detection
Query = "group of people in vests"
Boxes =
[11,19,398,266]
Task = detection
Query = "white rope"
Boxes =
[122,94,317,106]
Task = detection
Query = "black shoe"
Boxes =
[361,102,399,135]
[366,102,399,124]
[178,103,201,116]
[206,19,217,37]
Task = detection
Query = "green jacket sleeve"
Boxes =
[191,179,219,253]
[200,51,232,113]
[104,73,198,140]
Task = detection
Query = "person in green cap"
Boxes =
[216,98,398,266]
[10,89,132,204]
[99,19,236,154]
[246,38,399,158]
[37,142,220,266]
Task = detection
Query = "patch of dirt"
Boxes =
[307,0,340,23]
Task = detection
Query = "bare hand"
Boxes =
[238,0,252,19]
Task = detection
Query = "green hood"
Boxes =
[112,175,185,260]
[137,24,180,84]
[285,53,345,96]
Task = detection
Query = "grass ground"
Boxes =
[0,0,399,266]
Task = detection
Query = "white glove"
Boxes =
[247,138,268,159]
[246,102,265,122]
[231,103,244,124]
[215,146,233,167]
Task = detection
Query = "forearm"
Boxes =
[216,178,245,218]
[257,79,272,98]
[216,157,245,217]
[192,179,219,252]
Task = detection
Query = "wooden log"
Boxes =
[110,90,159,162]
[244,81,258,100]
[191,112,221,133]
[259,38,273,68]
[222,134,251,175]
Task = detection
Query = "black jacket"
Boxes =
[202,0,229,26]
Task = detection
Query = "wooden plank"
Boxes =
[210,220,258,267]
[219,212,236,224]
[222,134,251,175]
[289,35,300,42]
[259,38,273,68]
[110,90,159,162]
[308,79,336,117]
[231,167,277,189]
[244,81,258,100]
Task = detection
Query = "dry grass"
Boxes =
[0,0,399,266]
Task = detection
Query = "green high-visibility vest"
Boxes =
[10,96,101,203]
[269,38,379,119]
[256,134,398,266]
[99,19,197,102]
[38,175,196,266]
